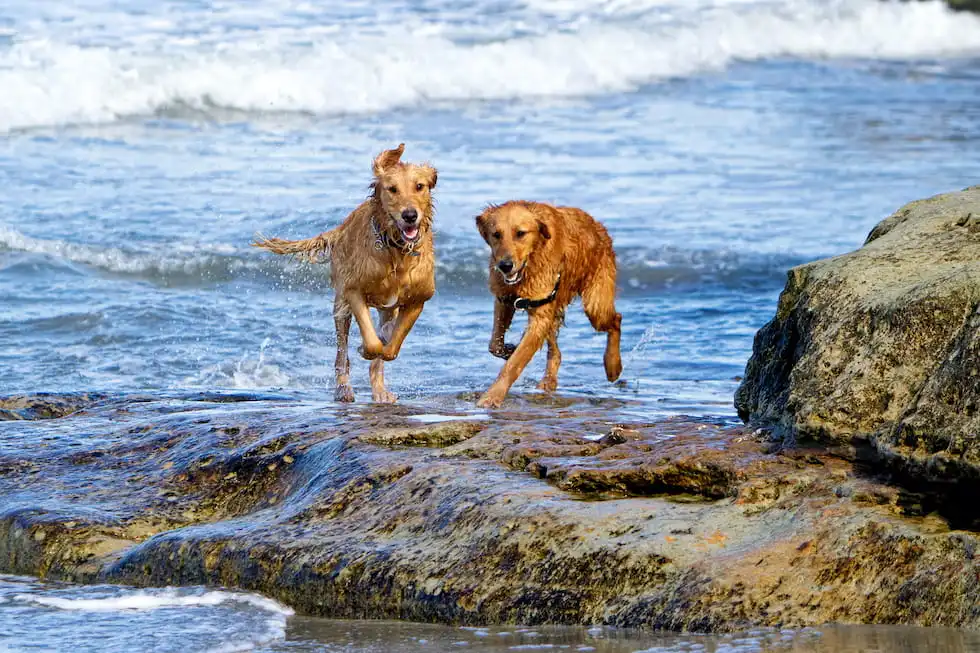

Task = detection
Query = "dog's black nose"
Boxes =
[401,208,418,224]
[497,259,514,274]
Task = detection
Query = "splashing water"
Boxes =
[192,337,291,390]
[618,321,661,392]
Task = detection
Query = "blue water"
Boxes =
[2,0,980,649]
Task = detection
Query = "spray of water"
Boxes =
[617,321,660,393]
[191,337,291,390]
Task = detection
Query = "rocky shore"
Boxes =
[2,384,980,631]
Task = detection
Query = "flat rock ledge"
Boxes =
[2,391,980,632]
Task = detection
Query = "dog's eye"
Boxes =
[415,182,424,192]
[492,231,502,240]
[387,186,398,194]
[515,230,527,239]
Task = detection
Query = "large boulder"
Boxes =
[736,187,980,491]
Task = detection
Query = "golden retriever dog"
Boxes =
[474,201,623,408]
[253,143,437,404]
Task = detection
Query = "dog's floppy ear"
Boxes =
[475,208,492,244]
[536,219,551,240]
[534,203,557,240]
[373,143,405,177]
[419,164,438,189]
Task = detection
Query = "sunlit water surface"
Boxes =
[2,0,980,649]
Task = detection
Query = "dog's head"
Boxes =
[370,143,438,244]
[475,202,552,286]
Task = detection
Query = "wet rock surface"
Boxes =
[945,0,980,12]
[737,188,980,502]
[2,391,980,631]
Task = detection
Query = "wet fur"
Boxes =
[475,201,622,408]
[253,143,437,404]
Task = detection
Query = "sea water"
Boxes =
[2,0,980,649]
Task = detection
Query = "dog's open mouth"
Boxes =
[501,263,525,286]
[399,224,420,242]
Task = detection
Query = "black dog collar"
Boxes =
[500,273,561,311]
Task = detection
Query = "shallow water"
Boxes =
[3,0,980,418]
[3,0,980,649]
[5,575,980,652]
[276,620,980,652]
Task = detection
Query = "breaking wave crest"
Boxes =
[1,0,979,131]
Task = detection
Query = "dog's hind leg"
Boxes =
[378,307,398,345]
[583,266,623,382]
[333,299,355,402]
[369,359,397,404]
[370,309,398,404]
[537,328,561,392]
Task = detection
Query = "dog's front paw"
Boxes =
[477,390,505,409]
[490,343,517,360]
[537,377,558,392]
[358,341,384,360]
[334,384,355,403]
[372,389,398,404]
[380,345,399,362]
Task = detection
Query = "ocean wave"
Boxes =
[0,225,803,293]
[13,588,293,615]
[0,226,288,287]
[1,0,979,132]
[8,584,292,653]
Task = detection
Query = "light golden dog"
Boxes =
[475,201,622,408]
[253,143,437,403]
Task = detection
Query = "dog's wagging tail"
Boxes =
[252,231,334,263]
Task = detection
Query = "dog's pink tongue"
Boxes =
[403,226,419,240]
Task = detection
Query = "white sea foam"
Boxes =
[204,617,290,653]
[14,587,293,614]
[1,0,978,132]
[0,224,801,292]
[408,413,491,423]
[12,587,293,653]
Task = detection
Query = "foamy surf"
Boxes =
[408,413,492,423]
[14,588,293,615]
[2,578,292,653]
[0,225,260,281]
[1,0,979,132]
